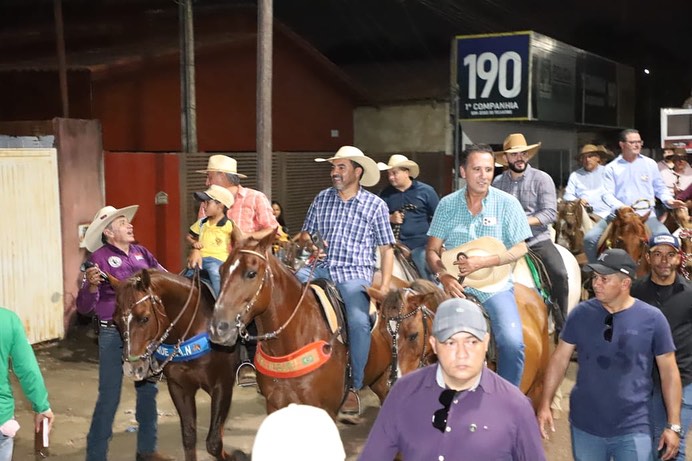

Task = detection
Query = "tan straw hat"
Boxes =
[83,205,139,252]
[494,133,541,166]
[575,144,614,161]
[196,155,247,179]
[376,154,420,178]
[441,236,512,292]
[315,146,380,187]
[193,184,234,208]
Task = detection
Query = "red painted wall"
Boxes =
[104,152,181,270]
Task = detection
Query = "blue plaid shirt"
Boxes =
[302,187,395,283]
[428,186,531,302]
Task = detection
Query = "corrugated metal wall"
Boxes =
[0,148,64,343]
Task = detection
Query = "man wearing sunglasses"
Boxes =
[359,298,545,460]
[632,234,692,461]
[537,248,681,461]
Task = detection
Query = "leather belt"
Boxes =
[99,319,116,328]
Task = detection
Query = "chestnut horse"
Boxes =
[672,206,692,279]
[208,232,351,417]
[113,270,242,461]
[377,279,549,408]
[599,206,650,277]
[555,200,594,255]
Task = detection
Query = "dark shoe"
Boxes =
[136,452,175,461]
[340,389,361,415]
[236,362,257,387]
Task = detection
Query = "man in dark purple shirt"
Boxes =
[358,298,546,461]
[77,205,172,461]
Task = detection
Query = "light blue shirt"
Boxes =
[602,154,674,215]
[428,186,532,302]
[562,165,611,218]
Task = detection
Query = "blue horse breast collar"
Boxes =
[154,332,212,362]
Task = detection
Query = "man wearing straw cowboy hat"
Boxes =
[427,144,532,387]
[563,144,614,220]
[191,154,278,385]
[377,154,439,280]
[583,128,686,264]
[494,133,570,322]
[77,205,173,461]
[295,145,395,415]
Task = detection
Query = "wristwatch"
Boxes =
[666,423,683,436]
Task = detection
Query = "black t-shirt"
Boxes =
[632,275,692,386]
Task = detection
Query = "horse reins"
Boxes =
[123,269,202,374]
[391,203,417,241]
[234,249,317,342]
[384,288,434,387]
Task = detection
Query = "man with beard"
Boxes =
[583,129,686,264]
[426,145,532,387]
[632,234,692,461]
[493,133,570,321]
[294,146,395,415]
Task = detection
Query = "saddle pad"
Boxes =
[309,284,344,344]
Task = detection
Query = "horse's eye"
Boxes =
[137,316,149,325]
[407,332,419,342]
[246,270,257,279]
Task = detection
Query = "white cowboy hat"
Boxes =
[83,205,139,252]
[315,146,380,187]
[441,236,512,293]
[193,184,234,208]
[376,154,420,178]
[195,154,247,179]
[494,133,542,166]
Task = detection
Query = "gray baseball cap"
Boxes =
[432,298,487,342]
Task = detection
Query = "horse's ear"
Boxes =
[107,272,121,289]
[135,269,151,290]
[257,226,278,250]
[390,275,409,289]
[230,220,245,246]
[366,286,386,303]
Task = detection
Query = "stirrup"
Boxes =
[236,361,257,388]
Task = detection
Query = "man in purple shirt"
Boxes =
[358,298,546,461]
[77,205,172,461]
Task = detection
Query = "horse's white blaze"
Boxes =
[214,259,241,311]
[125,312,133,356]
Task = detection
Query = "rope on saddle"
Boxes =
[392,204,417,241]
[525,249,565,335]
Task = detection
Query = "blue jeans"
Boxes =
[482,288,525,387]
[650,383,692,460]
[202,256,224,296]
[411,246,435,281]
[584,213,670,263]
[0,433,12,461]
[86,326,159,461]
[571,425,652,461]
[295,265,371,390]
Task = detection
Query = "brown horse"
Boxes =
[208,231,351,417]
[377,280,550,408]
[672,206,692,279]
[599,206,650,277]
[555,200,589,255]
[113,270,242,461]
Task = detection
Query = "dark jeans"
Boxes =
[530,239,569,318]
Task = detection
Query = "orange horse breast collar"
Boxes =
[255,340,332,379]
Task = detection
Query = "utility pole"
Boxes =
[256,0,273,196]
[179,0,197,263]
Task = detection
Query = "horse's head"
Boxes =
[555,200,584,253]
[210,229,276,346]
[114,269,169,381]
[374,280,447,380]
[606,206,649,275]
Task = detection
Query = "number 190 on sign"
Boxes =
[463,51,522,99]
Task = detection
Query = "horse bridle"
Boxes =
[121,270,202,376]
[233,249,316,342]
[384,288,435,387]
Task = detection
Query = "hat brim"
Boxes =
[441,237,511,292]
[315,155,381,187]
[575,149,613,161]
[195,168,248,179]
[493,142,541,166]
[83,205,139,253]
[377,160,420,179]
